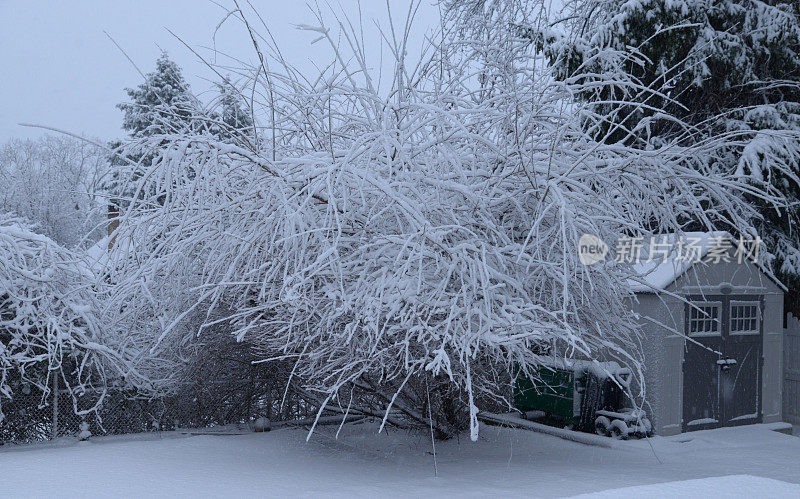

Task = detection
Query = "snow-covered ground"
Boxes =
[572,475,800,498]
[1,421,798,497]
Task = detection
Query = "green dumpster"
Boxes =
[513,363,581,427]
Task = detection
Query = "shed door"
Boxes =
[682,295,763,431]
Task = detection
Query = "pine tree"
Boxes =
[118,52,198,138]
[536,0,800,313]
[109,52,201,207]
[211,78,254,144]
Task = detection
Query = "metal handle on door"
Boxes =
[716,358,737,371]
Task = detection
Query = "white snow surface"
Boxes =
[571,475,799,498]
[1,421,798,497]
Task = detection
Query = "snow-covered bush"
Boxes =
[0,136,107,248]
[103,2,796,440]
[0,214,135,422]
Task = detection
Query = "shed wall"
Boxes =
[631,294,684,435]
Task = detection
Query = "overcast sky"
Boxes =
[0,0,440,143]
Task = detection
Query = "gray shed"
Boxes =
[629,232,786,436]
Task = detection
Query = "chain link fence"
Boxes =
[1,336,324,445]
[1,389,167,444]
[1,383,320,445]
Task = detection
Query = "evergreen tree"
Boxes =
[118,52,198,138]
[109,52,201,207]
[536,0,800,314]
[210,78,254,145]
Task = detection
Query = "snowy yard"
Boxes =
[2,422,798,497]
[2,2,800,498]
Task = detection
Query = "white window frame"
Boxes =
[688,301,722,337]
[729,300,760,336]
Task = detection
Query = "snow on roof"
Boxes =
[629,231,785,293]
[539,356,630,384]
[86,235,110,262]
[85,233,136,273]
[629,232,728,293]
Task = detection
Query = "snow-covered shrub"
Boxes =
[0,136,107,248]
[0,214,134,423]
[104,3,796,440]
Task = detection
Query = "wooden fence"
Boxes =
[785,314,800,425]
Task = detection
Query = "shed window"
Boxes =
[689,303,720,336]
[730,302,760,335]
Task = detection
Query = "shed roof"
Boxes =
[629,231,787,293]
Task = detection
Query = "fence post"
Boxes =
[52,371,59,440]
[785,314,800,425]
